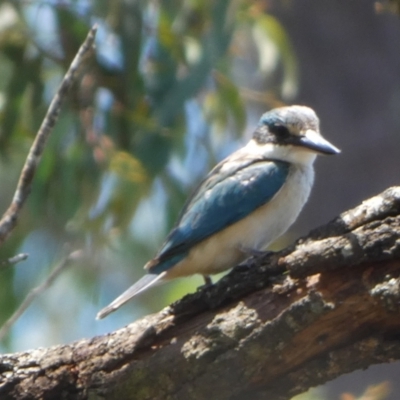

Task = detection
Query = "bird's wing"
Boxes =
[148,158,290,274]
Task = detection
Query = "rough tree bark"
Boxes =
[1,187,400,400]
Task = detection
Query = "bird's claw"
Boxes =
[197,275,213,291]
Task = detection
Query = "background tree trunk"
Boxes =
[1,187,400,400]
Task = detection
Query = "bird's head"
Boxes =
[248,105,340,165]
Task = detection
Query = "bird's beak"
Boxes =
[298,129,341,155]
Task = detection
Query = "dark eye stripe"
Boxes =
[269,124,290,137]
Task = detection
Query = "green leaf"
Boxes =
[252,14,298,99]
[213,70,246,136]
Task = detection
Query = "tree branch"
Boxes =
[0,187,400,400]
[0,253,28,268]
[0,25,97,246]
[0,250,83,341]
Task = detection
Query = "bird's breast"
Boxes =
[165,164,314,279]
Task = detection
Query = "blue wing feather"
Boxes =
[149,158,290,274]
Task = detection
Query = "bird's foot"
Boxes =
[235,248,276,272]
[197,275,213,291]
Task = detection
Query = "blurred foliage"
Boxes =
[0,0,298,350]
[340,382,391,400]
[375,0,400,15]
[291,382,391,400]
[291,388,327,400]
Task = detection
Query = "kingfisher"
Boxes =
[97,105,340,319]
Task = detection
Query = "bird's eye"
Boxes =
[270,124,290,137]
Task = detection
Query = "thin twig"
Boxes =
[0,253,28,267]
[0,249,84,341]
[0,25,98,246]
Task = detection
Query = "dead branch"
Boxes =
[0,25,97,246]
[0,253,28,268]
[0,250,84,341]
[0,187,399,400]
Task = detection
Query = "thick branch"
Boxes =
[0,26,97,246]
[1,187,400,400]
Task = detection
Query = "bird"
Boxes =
[96,105,340,319]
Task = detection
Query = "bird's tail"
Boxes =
[96,272,166,320]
